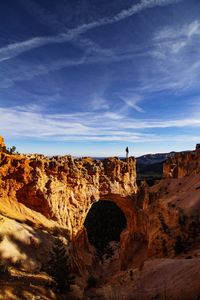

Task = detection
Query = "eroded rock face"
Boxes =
[0,141,140,275]
[1,141,197,270]
[163,149,200,178]
[0,151,137,237]
[0,136,200,299]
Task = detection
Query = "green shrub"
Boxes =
[0,145,18,154]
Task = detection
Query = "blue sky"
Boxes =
[1,0,200,157]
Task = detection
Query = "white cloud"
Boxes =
[12,104,43,113]
[135,60,200,95]
[154,20,200,55]
[73,38,114,57]
[103,112,123,120]
[0,47,152,88]
[1,105,200,143]
[0,0,182,63]
[90,96,109,111]
[0,0,186,89]
[119,93,144,113]
[155,20,200,41]
[108,0,181,23]
[0,35,64,63]
[0,55,87,88]
[135,20,200,97]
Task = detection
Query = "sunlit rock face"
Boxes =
[0,135,5,148]
[0,138,138,274]
[1,136,200,299]
[163,148,200,178]
[1,137,193,274]
[0,146,137,237]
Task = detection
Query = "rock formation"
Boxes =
[0,151,137,235]
[0,136,5,149]
[0,135,200,300]
[163,146,200,178]
[0,137,139,273]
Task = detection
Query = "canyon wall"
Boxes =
[0,137,140,273]
[163,148,200,178]
[0,145,137,237]
[1,136,200,299]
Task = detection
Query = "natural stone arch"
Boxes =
[98,195,148,270]
[84,199,127,257]
[99,194,137,231]
[79,194,148,271]
[0,147,140,272]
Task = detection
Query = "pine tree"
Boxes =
[9,146,16,154]
[0,236,9,277]
[48,239,75,293]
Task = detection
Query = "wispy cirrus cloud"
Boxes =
[135,60,200,95]
[90,96,109,111]
[131,20,200,97]
[155,20,200,41]
[1,105,200,143]
[19,0,65,32]
[154,20,200,54]
[1,19,200,99]
[11,104,43,113]
[0,0,182,63]
[0,55,87,88]
[0,45,154,88]
[119,93,145,113]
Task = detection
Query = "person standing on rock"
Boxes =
[126,146,129,159]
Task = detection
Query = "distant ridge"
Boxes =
[136,152,176,165]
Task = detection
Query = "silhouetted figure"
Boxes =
[126,146,129,159]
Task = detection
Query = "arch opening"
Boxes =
[84,200,127,257]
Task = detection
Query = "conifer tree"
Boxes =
[48,239,75,293]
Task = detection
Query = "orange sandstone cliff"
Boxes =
[0,140,139,273]
[163,147,200,178]
[0,151,137,234]
[0,136,200,300]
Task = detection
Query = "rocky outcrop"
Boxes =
[0,136,200,299]
[1,138,198,265]
[0,135,5,149]
[0,140,141,280]
[163,149,200,178]
[0,151,137,236]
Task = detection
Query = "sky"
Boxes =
[1,0,200,157]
